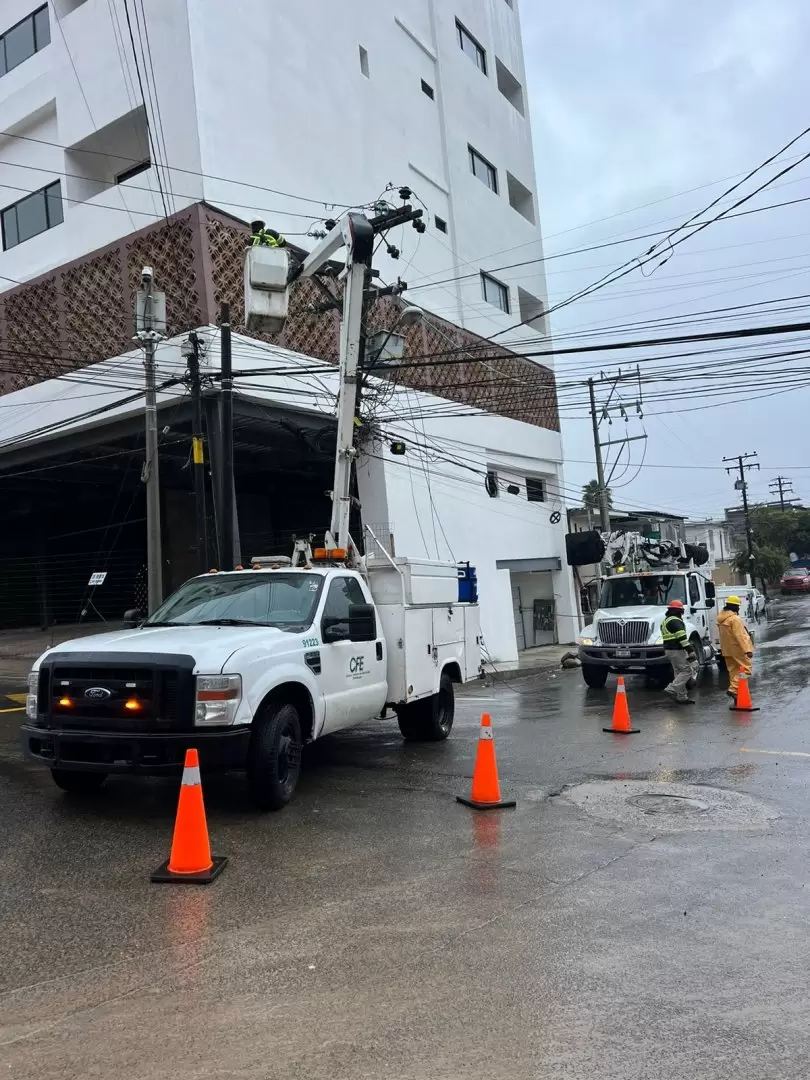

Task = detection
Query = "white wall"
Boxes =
[188,0,547,342]
[0,0,202,282]
[358,398,578,661]
[0,1,549,353]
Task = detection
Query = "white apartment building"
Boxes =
[0,0,547,338]
[0,1,578,660]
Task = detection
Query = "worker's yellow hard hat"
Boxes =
[726,595,741,606]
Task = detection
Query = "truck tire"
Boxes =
[246,702,302,811]
[51,769,108,794]
[397,673,455,741]
[581,664,609,689]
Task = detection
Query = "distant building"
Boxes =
[685,519,739,585]
[568,507,685,544]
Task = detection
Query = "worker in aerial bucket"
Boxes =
[716,595,754,703]
[662,599,698,704]
[248,219,286,248]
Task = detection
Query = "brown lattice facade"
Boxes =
[0,203,559,431]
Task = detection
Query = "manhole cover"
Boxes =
[627,793,709,815]
[561,780,779,832]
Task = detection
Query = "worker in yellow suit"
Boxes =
[716,596,754,703]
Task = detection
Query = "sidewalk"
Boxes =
[477,643,576,686]
[0,623,121,680]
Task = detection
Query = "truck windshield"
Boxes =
[600,575,687,609]
[146,573,323,630]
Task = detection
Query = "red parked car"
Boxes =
[780,568,810,594]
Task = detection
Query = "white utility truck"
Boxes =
[22,555,480,808]
[21,210,483,808]
[577,534,718,688]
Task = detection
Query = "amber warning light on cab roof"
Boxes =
[312,548,347,562]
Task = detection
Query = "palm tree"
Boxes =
[582,479,612,511]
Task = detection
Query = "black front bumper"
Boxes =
[20,724,251,775]
[579,645,671,672]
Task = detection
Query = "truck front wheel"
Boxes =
[246,702,302,811]
[581,664,609,689]
[397,673,455,741]
[51,769,108,794]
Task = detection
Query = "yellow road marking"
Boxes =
[0,706,24,713]
[7,693,26,704]
[740,747,810,758]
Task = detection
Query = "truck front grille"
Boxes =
[38,653,195,732]
[598,620,651,645]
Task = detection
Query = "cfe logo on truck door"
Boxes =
[348,655,365,678]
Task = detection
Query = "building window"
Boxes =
[435,216,447,233]
[420,78,434,99]
[506,171,535,223]
[481,271,510,313]
[495,58,524,115]
[1,181,63,250]
[359,45,369,77]
[469,145,498,193]
[0,5,50,78]
[517,287,546,333]
[456,20,486,74]
[526,477,546,503]
[116,160,150,185]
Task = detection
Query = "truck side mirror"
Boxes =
[322,619,349,643]
[705,598,715,608]
[122,608,143,628]
[348,603,376,642]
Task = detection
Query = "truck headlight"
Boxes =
[579,637,594,646]
[195,674,242,726]
[653,635,663,645]
[26,671,38,720]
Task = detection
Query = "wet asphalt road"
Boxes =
[2,600,810,1079]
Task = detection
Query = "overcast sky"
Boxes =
[520,0,810,519]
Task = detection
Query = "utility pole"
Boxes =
[724,451,759,571]
[135,267,165,614]
[183,332,209,574]
[280,204,423,558]
[586,368,647,545]
[219,302,234,571]
[769,475,797,510]
[588,378,612,535]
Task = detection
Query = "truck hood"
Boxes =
[34,624,290,674]
[592,606,667,624]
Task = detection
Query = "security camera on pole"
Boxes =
[134,266,167,614]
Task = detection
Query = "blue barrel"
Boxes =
[457,563,478,603]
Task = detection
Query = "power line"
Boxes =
[484,124,810,339]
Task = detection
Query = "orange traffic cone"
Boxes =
[730,670,760,713]
[457,713,516,810]
[151,749,228,884]
[603,676,640,734]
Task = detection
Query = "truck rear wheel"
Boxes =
[246,702,302,811]
[397,673,455,741]
[581,664,609,689]
[51,769,108,794]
